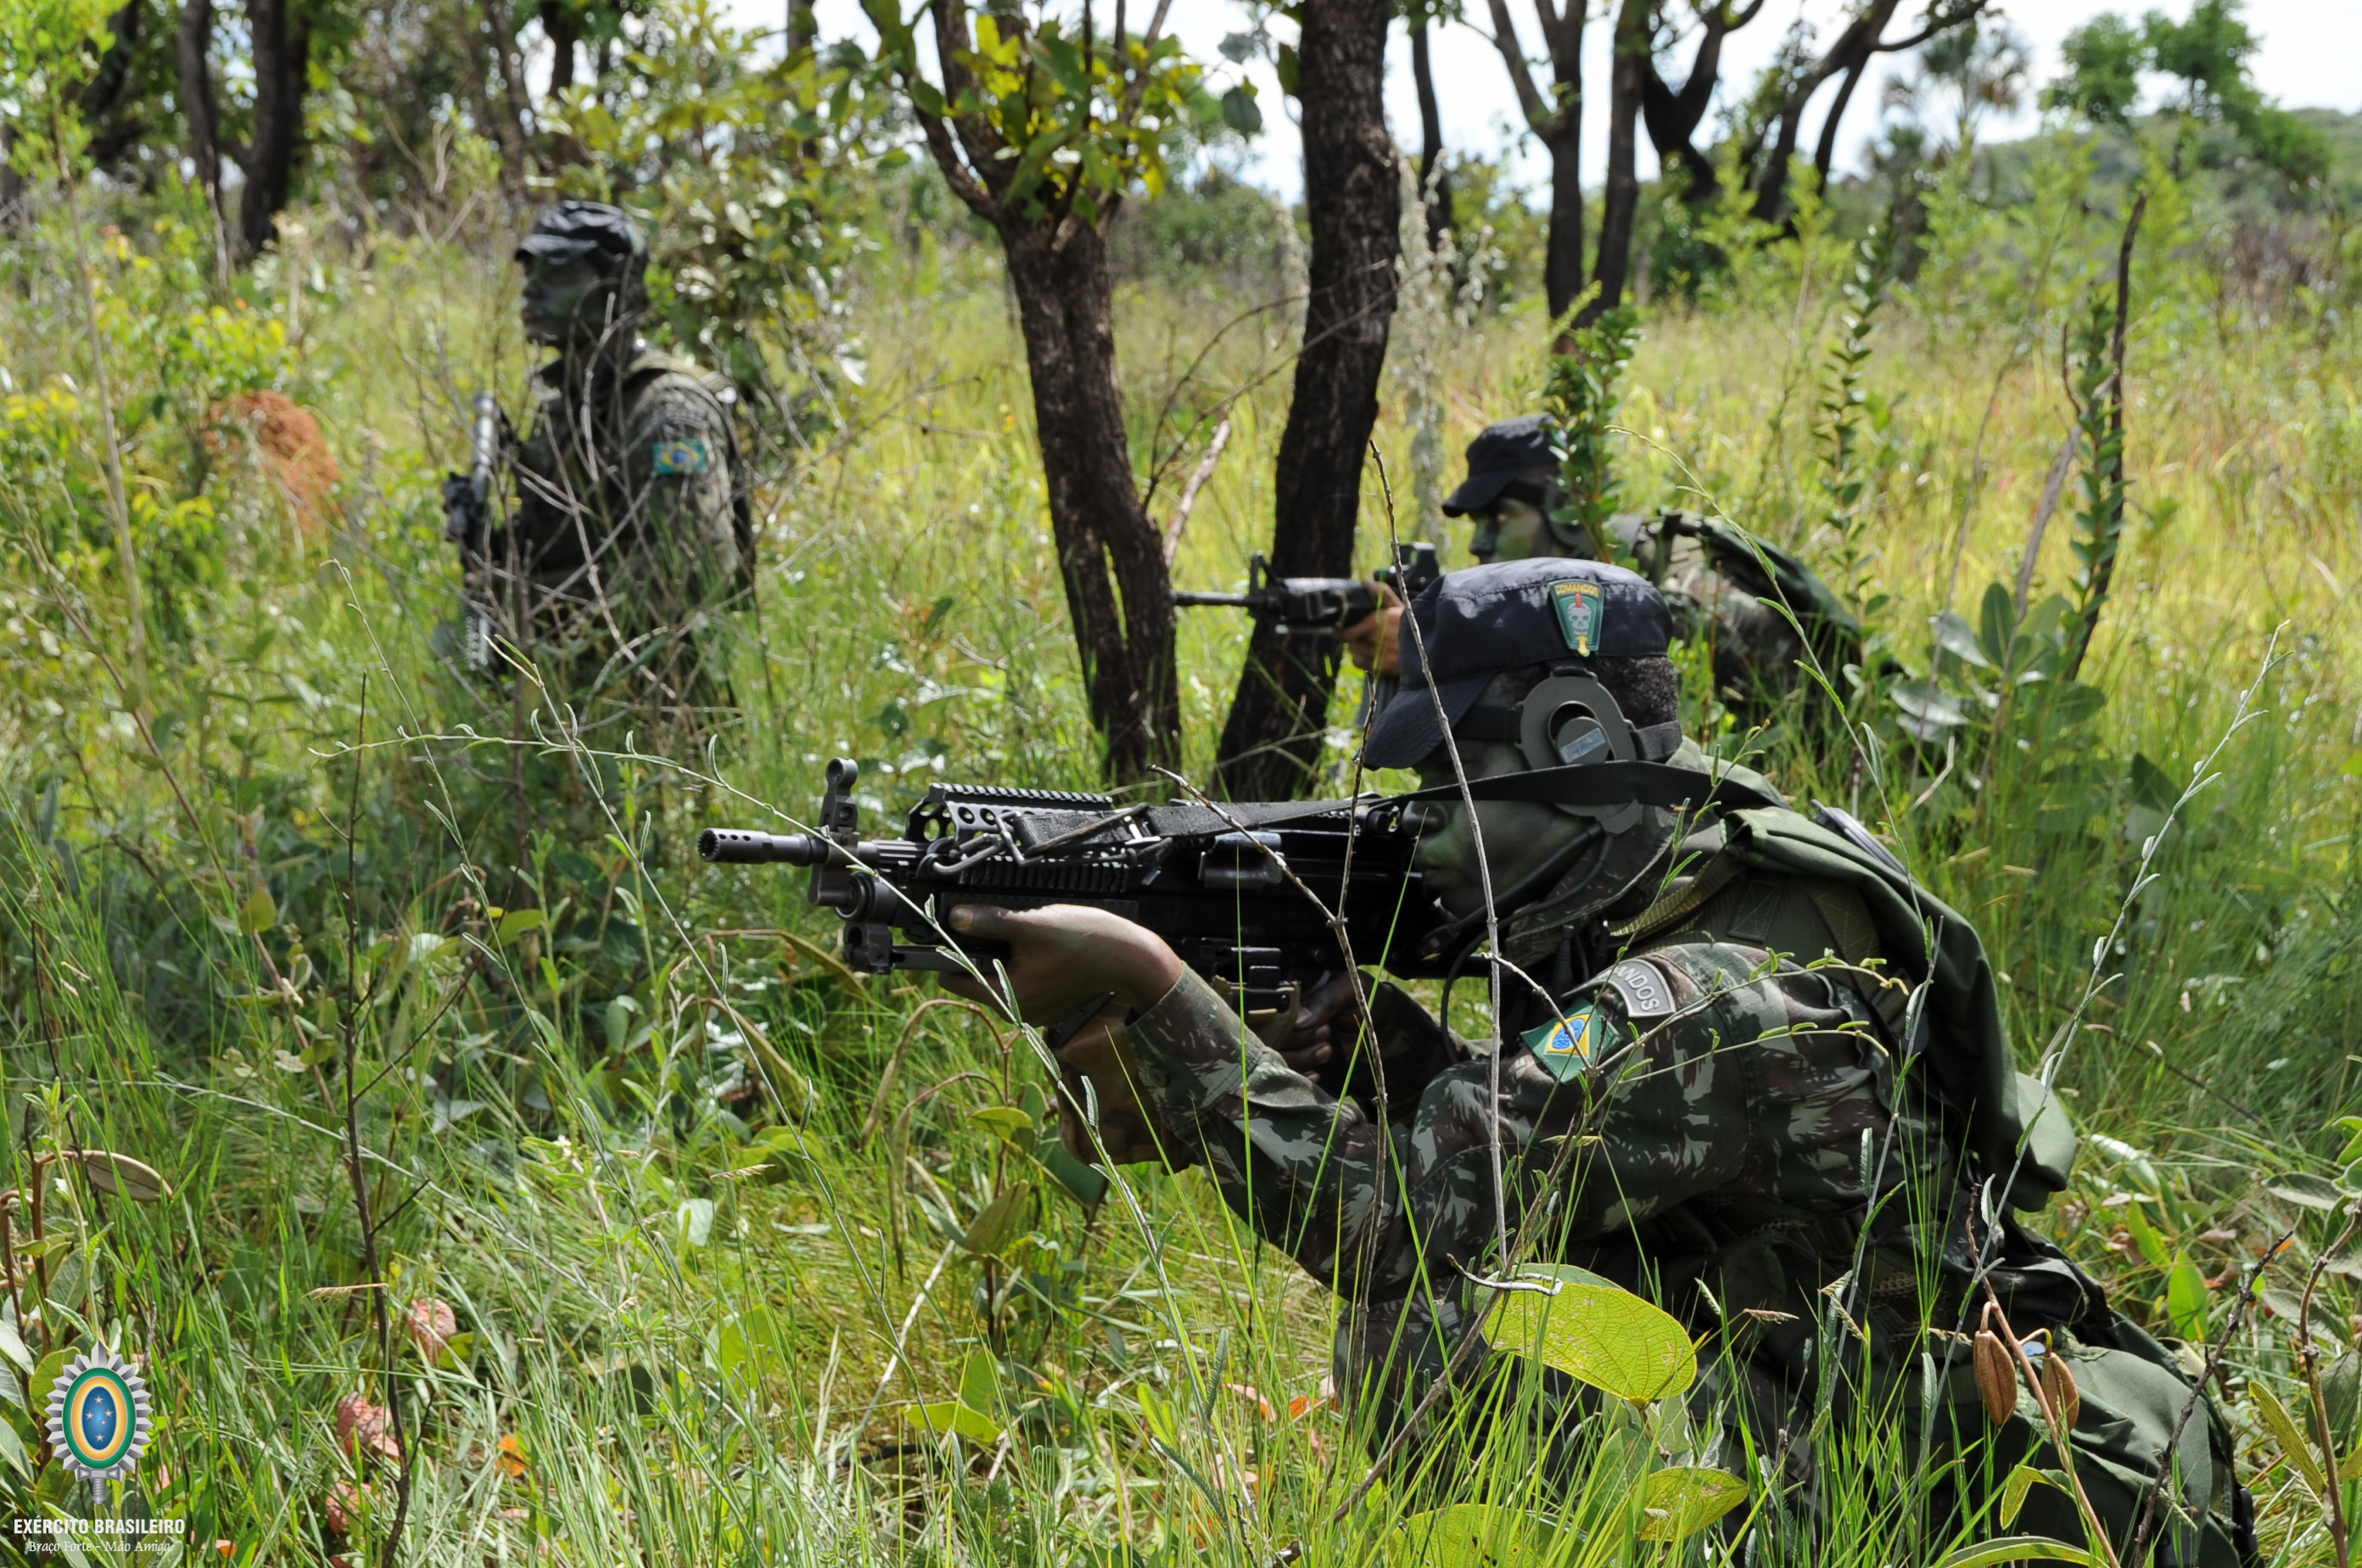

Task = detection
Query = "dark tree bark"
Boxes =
[237,0,311,256]
[892,0,1178,781]
[1642,0,1763,205]
[787,0,818,59]
[1408,20,1453,252]
[1584,0,1651,324]
[1211,0,1398,799]
[1482,0,1586,322]
[177,0,221,208]
[480,0,535,192]
[76,2,148,165]
[1744,0,1984,223]
[540,0,578,94]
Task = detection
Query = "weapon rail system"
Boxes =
[699,759,1456,1011]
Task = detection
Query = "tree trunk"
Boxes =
[1409,20,1453,251]
[1584,0,1649,324]
[238,0,311,257]
[787,0,819,58]
[1643,0,1759,206]
[1541,121,1584,322]
[76,2,146,166]
[1212,0,1398,800]
[1811,54,1871,191]
[999,217,1179,780]
[480,0,535,193]
[178,0,222,213]
[540,0,578,94]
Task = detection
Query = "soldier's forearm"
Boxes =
[1128,970,1403,1285]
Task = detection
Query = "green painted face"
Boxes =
[1407,735,1594,919]
[1467,496,1557,564]
[521,257,618,346]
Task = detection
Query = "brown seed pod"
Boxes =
[2042,1357,2083,1430]
[1975,1330,2018,1424]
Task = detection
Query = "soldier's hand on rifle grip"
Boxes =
[1341,585,1404,675]
[938,904,1184,1023]
[1242,971,1364,1073]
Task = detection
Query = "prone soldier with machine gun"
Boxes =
[703,555,2258,1560]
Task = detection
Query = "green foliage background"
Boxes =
[3,20,2362,1565]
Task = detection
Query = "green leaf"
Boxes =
[496,907,546,944]
[238,883,277,935]
[0,1318,35,1378]
[2266,1172,2346,1212]
[2123,1200,2170,1268]
[2250,1378,2326,1498]
[957,1347,999,1414]
[30,1349,70,1413]
[968,1106,1035,1143]
[960,1179,1033,1260]
[1637,1466,1749,1542]
[908,1399,1001,1444]
[2167,1256,2210,1340]
[67,1150,170,1202]
[0,1414,25,1478]
[1481,1265,1695,1403]
[1928,1537,2091,1568]
[1394,1503,1556,1567]
[1931,609,1991,668]
[2000,1463,2067,1526]
[1219,84,1262,135]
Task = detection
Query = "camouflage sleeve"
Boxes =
[1532,945,1905,1239]
[623,380,740,609]
[1127,971,1419,1298]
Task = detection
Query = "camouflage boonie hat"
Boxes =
[1362,557,1674,770]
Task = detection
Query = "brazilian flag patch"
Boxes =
[1521,1005,1619,1084]
[652,438,711,475]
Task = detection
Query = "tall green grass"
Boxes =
[1,144,2359,1565]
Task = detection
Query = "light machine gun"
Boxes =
[698,760,1460,1019]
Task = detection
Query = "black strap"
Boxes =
[1396,760,1784,815]
[1452,704,1682,762]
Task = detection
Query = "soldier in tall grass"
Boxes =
[441,200,753,736]
[949,558,2255,1562]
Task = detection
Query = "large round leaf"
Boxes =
[1394,1504,1556,1568]
[1481,1265,1696,1403]
[1637,1466,1749,1542]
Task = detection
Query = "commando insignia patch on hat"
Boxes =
[1521,1005,1618,1084]
[652,439,710,476]
[1550,580,1605,655]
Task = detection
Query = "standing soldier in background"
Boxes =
[440,200,753,736]
[1343,415,1859,722]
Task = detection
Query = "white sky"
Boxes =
[728,0,2359,199]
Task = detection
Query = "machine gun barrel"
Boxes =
[698,759,1453,1005]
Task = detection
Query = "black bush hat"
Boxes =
[1362,557,1674,770]
[1441,414,1555,518]
[516,200,647,269]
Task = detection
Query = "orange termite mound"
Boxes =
[209,390,341,536]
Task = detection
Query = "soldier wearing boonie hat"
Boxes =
[1343,416,1857,725]
[935,558,2259,1561]
[439,200,753,735]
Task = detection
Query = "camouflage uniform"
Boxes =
[1105,557,2253,1564]
[1439,417,1856,715]
[493,345,750,712]
[452,201,753,728]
